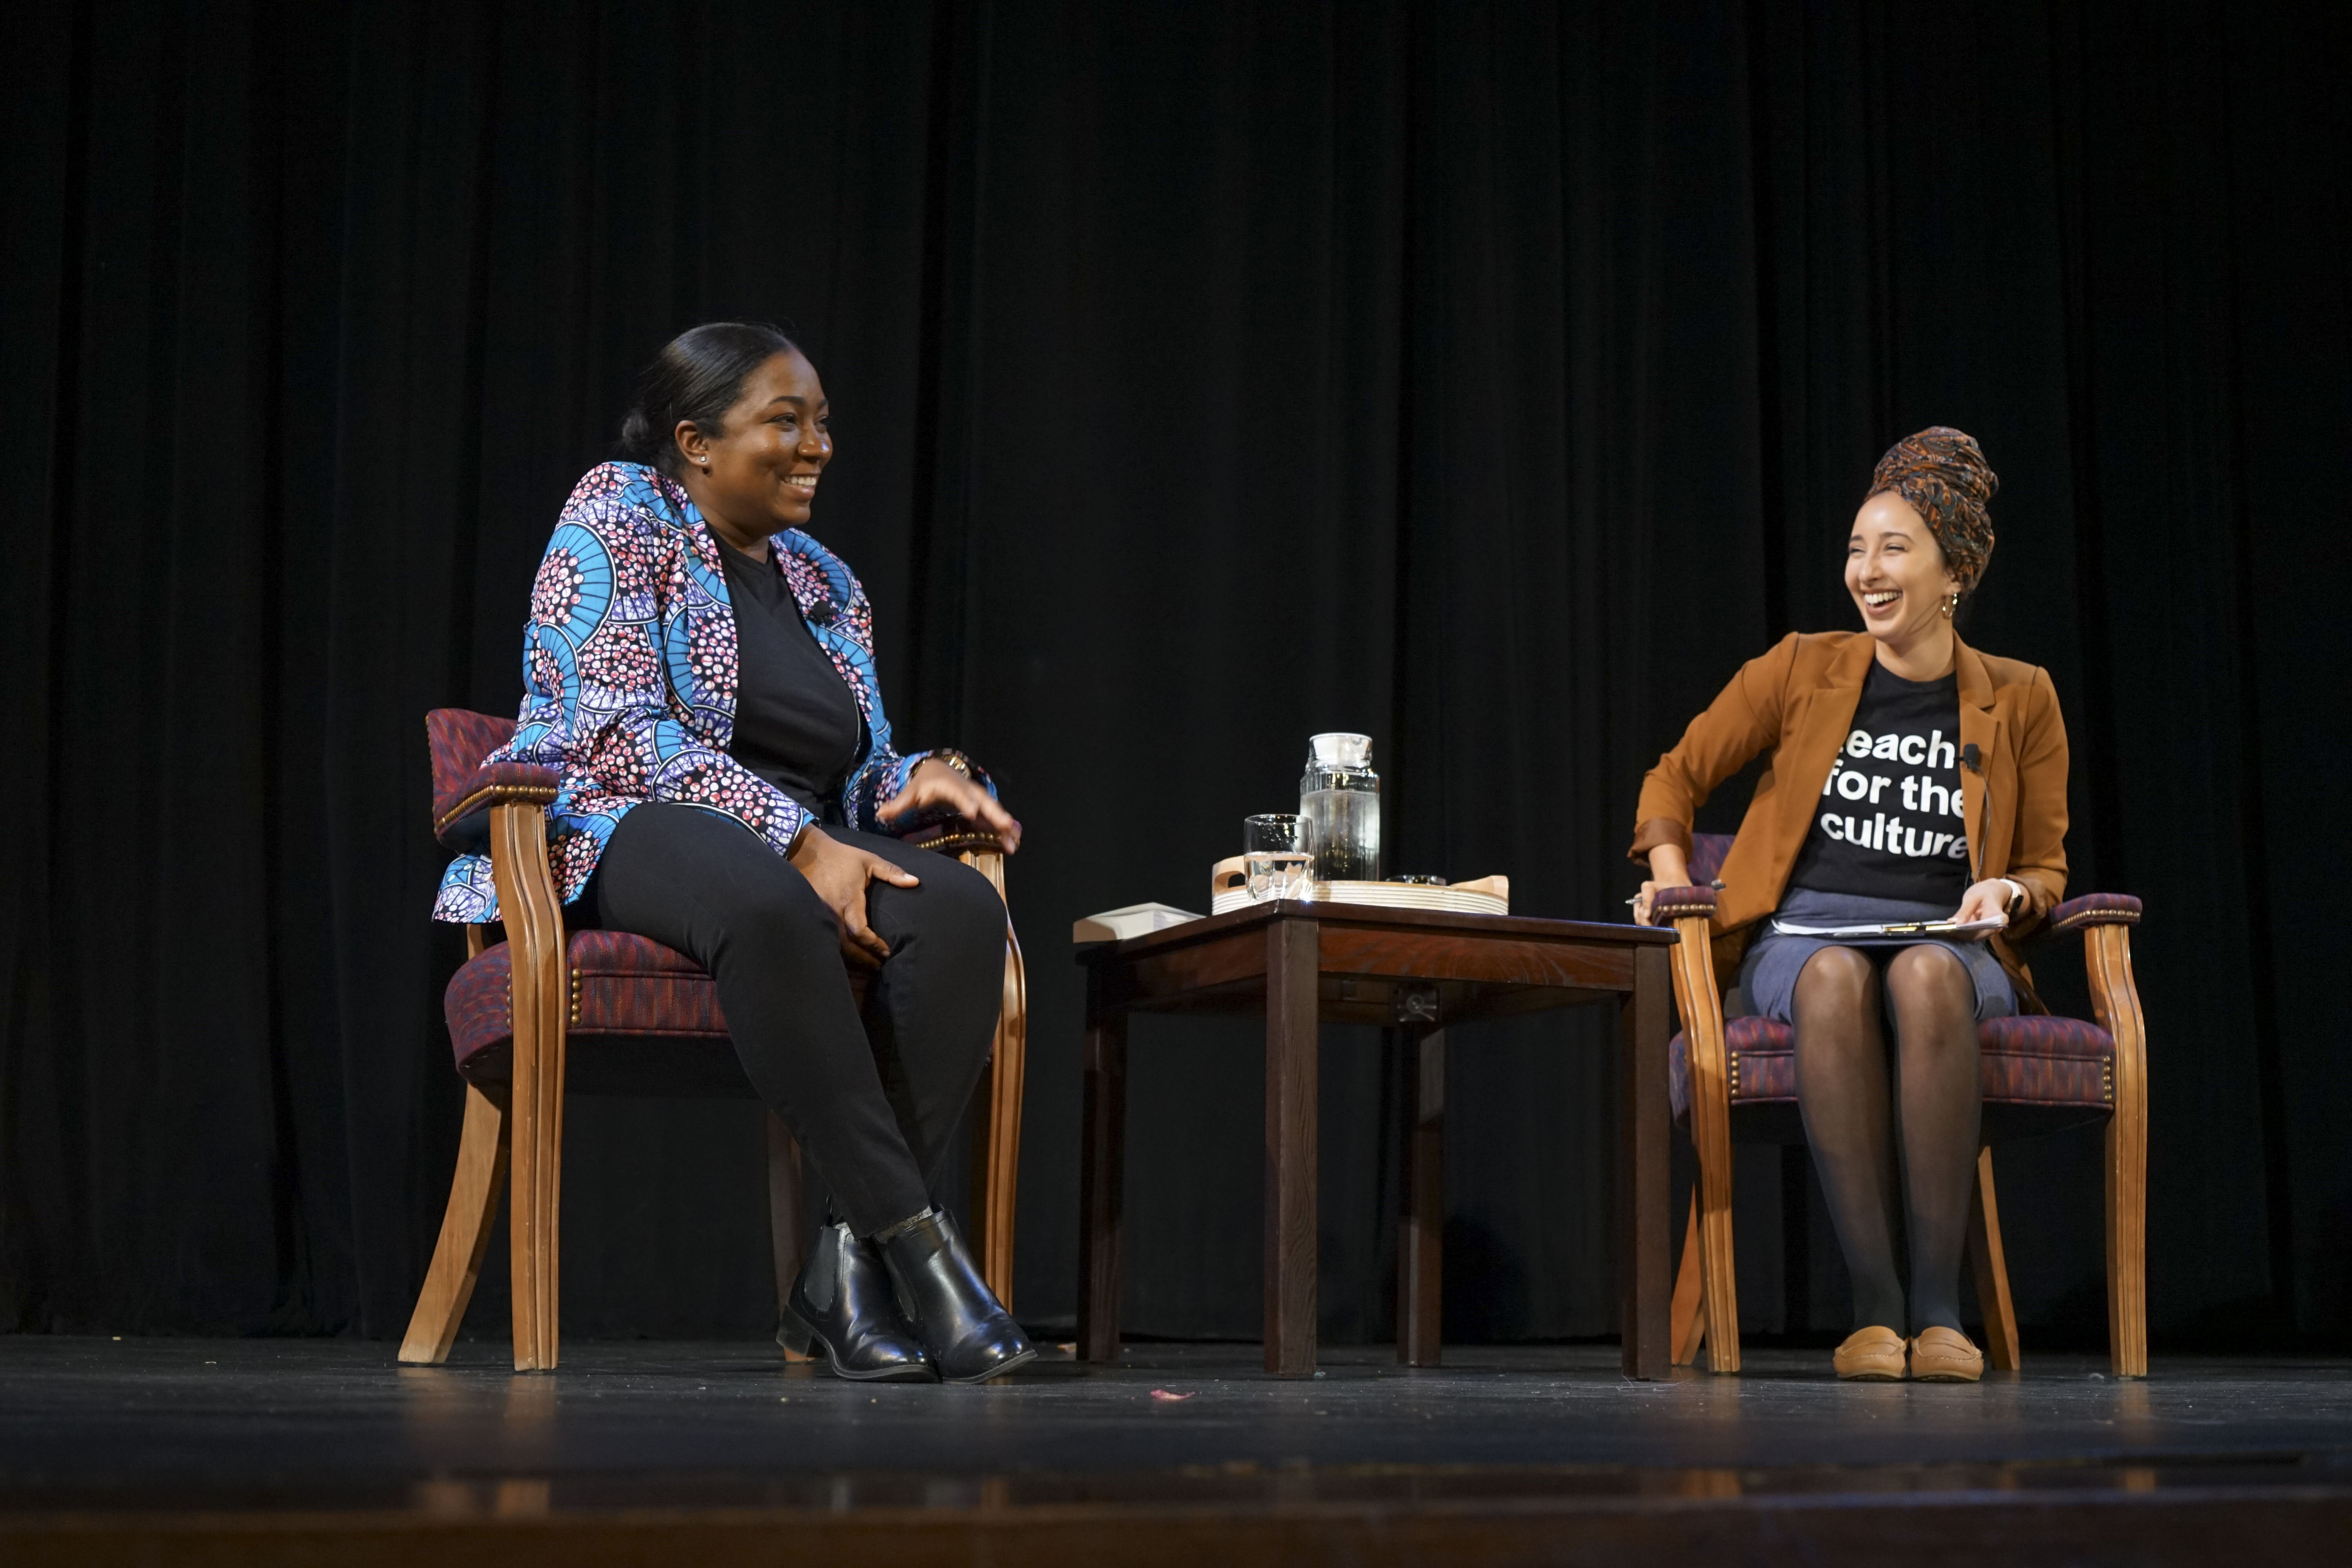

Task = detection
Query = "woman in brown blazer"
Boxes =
[1630,428,2068,1384]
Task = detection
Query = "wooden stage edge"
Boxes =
[5,1485,2347,1568]
[7,1339,2348,1566]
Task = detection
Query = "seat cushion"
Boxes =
[446,929,732,1086]
[1977,1014,2116,1104]
[1668,1017,1796,1117]
[1670,1011,2116,1125]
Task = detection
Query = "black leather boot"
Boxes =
[778,1221,935,1381]
[879,1210,1036,1383]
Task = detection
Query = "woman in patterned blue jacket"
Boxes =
[436,323,1032,1384]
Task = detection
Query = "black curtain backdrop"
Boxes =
[5,0,2346,1347]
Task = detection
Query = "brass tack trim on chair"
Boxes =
[907,829,1006,857]
[570,968,582,1026]
[434,782,559,838]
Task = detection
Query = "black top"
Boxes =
[1786,659,1972,906]
[716,539,864,815]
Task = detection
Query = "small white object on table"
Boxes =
[1072,902,1204,944]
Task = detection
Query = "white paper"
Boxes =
[1768,916,2007,940]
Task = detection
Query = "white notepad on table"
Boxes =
[1073,902,1203,943]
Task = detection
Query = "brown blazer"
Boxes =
[1631,630,2070,1008]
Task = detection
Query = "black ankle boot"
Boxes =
[778,1221,935,1381]
[879,1210,1036,1383]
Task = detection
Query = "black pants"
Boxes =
[574,802,1005,1236]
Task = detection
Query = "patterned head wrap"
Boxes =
[1867,426,1998,596]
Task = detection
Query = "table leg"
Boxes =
[1264,915,1319,1377]
[1077,984,1129,1364]
[1397,1025,1445,1367]
[1618,944,1672,1379]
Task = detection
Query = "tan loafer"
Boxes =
[1832,1325,1907,1381]
[1909,1326,1985,1383]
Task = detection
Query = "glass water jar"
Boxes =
[1299,733,1381,882]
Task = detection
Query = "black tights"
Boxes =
[575,802,1006,1238]
[1791,944,1982,1335]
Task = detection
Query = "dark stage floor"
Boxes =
[3,1337,2348,1564]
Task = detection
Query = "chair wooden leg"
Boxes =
[980,925,1027,1309]
[491,800,568,1374]
[1690,1103,1739,1374]
[506,991,564,1374]
[1671,1193,1707,1367]
[956,848,1025,1310]
[2088,924,2150,1378]
[766,1112,811,1362]
[1967,1146,2022,1371]
[1670,914,1740,1372]
[398,1084,511,1365]
[2103,1115,2149,1378]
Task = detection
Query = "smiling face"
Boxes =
[1846,491,1962,647]
[675,349,831,548]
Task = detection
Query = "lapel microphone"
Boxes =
[1960,743,1990,886]
[806,597,837,626]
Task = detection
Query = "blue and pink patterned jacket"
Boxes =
[432,462,975,924]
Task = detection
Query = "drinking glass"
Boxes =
[1243,815,1311,901]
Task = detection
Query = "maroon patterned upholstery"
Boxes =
[1650,886,1717,919]
[427,710,557,851]
[445,931,740,1092]
[433,761,562,850]
[1670,1012,2116,1127]
[1978,1015,2116,1103]
[427,709,516,806]
[1668,1016,1798,1116]
[2045,893,2143,936]
[1688,832,1734,887]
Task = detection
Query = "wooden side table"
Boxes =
[1075,899,1677,1379]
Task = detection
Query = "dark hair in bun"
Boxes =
[616,322,800,479]
[1867,426,1999,596]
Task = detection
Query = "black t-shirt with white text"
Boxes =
[1786,661,1971,906]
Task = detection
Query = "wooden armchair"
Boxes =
[399,709,1029,1372]
[1657,832,2147,1377]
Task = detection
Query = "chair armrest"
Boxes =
[2040,893,2142,940]
[434,762,560,851]
[1649,886,1718,920]
[898,818,1011,858]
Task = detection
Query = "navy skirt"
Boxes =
[1735,886,2015,1025]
